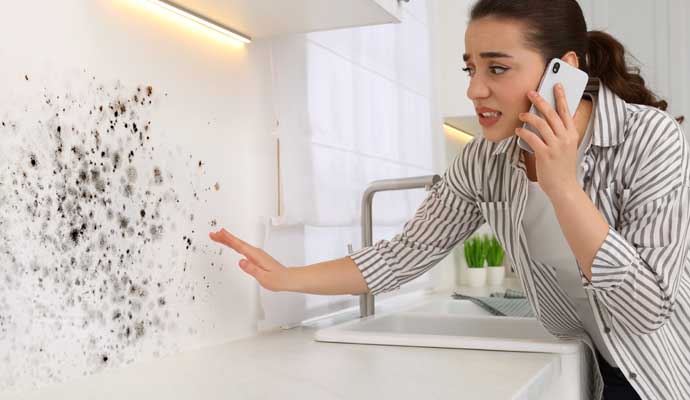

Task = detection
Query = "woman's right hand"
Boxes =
[209,228,292,292]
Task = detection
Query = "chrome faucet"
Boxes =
[352,174,441,318]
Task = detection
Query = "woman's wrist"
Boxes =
[283,267,302,293]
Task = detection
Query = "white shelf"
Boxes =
[168,0,402,39]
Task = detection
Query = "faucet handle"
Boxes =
[424,174,441,191]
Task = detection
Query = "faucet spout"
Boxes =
[357,174,441,318]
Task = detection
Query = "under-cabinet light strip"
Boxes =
[443,123,474,142]
[145,0,252,44]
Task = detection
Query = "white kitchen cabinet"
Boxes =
[165,0,402,39]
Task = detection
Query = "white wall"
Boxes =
[0,0,277,393]
[578,0,690,134]
[433,0,476,118]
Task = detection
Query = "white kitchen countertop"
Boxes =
[4,278,561,400]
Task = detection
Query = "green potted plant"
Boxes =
[485,235,506,286]
[463,235,487,287]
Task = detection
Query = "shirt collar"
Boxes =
[490,83,628,159]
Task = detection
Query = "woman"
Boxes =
[210,1,690,399]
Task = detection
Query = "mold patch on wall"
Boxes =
[0,73,224,392]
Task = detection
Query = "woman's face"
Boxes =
[463,17,546,143]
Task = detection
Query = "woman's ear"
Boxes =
[561,51,580,69]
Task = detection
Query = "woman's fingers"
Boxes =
[238,258,266,278]
[209,228,281,272]
[519,111,555,144]
[209,228,252,255]
[209,230,231,247]
[238,258,288,292]
[208,228,290,292]
[515,126,547,155]
[554,83,575,130]
[527,89,566,134]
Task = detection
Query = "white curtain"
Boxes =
[258,2,439,331]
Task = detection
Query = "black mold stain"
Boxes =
[0,76,226,392]
[0,80,213,387]
[153,167,162,185]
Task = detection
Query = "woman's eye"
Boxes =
[461,66,508,77]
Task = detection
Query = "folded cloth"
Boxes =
[490,288,526,299]
[451,289,535,318]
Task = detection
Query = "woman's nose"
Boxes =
[467,76,490,100]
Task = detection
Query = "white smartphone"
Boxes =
[517,58,589,154]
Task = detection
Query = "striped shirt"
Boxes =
[350,83,690,400]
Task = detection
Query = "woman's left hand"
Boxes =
[515,83,580,199]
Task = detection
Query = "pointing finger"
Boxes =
[209,228,252,256]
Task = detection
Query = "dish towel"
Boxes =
[451,289,536,318]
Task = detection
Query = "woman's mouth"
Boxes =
[477,110,502,127]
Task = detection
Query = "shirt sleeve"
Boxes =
[349,140,485,296]
[588,118,690,334]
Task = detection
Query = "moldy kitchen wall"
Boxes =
[0,0,277,393]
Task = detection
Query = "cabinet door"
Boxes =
[160,0,402,39]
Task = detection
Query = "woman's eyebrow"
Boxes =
[462,52,513,62]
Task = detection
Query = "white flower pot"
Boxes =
[487,265,505,286]
[466,267,487,287]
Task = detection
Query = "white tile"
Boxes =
[306,42,356,151]
[310,145,361,224]
[398,15,432,97]
[400,89,433,169]
[352,66,401,161]
[356,23,399,81]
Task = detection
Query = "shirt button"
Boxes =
[604,327,611,334]
[630,372,637,380]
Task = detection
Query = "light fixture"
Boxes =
[443,123,474,143]
[144,0,252,45]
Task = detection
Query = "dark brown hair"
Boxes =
[470,0,684,124]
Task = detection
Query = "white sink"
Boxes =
[314,303,579,354]
[314,298,589,400]
[400,298,514,316]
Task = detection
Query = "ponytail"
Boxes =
[585,30,684,124]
